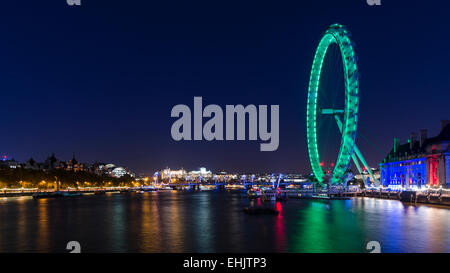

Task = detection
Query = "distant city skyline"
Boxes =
[0,153,311,177]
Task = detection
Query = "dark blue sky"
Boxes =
[1,1,449,175]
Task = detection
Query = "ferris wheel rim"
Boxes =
[306,24,359,184]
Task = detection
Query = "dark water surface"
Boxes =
[0,190,448,253]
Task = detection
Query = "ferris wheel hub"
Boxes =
[320,108,345,115]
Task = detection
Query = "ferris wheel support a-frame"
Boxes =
[320,108,379,186]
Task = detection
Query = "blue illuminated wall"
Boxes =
[380,157,426,189]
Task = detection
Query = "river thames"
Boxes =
[0,190,448,253]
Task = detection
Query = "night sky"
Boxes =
[1,1,449,175]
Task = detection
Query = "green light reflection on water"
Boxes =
[290,200,365,253]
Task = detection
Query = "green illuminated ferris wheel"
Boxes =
[306,24,377,185]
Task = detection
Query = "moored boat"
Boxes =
[141,186,158,192]
[32,192,64,199]
[63,191,83,197]
[199,185,214,191]
[247,189,259,199]
[261,190,276,202]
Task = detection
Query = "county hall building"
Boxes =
[379,121,450,189]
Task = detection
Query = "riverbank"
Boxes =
[343,190,450,207]
[0,187,127,198]
[2,187,450,207]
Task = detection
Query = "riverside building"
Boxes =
[379,121,450,190]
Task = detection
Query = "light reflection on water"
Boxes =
[0,191,448,253]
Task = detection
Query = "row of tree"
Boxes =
[0,166,134,189]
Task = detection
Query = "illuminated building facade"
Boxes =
[380,121,450,189]
[160,168,187,180]
[66,155,87,172]
[187,167,212,180]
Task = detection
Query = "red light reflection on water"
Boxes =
[275,201,286,252]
